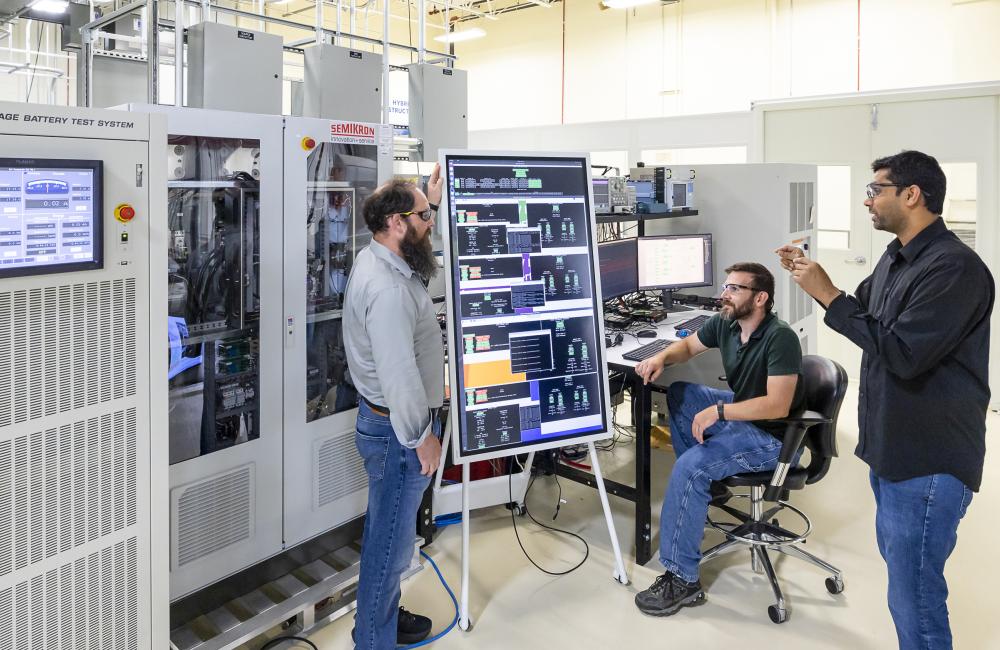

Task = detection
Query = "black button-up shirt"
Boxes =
[824,218,994,491]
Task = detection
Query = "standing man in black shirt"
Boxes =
[776,150,994,650]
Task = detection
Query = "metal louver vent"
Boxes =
[0,409,138,578]
[788,182,815,233]
[0,538,138,650]
[0,279,138,428]
[315,433,366,509]
[176,466,254,567]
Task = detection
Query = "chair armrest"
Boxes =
[761,412,829,502]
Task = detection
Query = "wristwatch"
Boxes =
[428,202,439,212]
[717,400,726,421]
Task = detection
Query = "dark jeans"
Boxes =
[870,471,973,650]
[353,401,434,650]
[660,381,787,583]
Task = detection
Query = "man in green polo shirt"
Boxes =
[632,262,805,616]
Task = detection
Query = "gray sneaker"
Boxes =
[634,571,706,616]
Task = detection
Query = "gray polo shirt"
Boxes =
[343,239,445,448]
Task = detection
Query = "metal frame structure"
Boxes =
[78,0,459,116]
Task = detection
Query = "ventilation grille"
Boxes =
[0,537,138,650]
[175,466,253,567]
[0,409,138,579]
[789,182,815,233]
[0,280,138,429]
[788,280,814,325]
[315,433,366,509]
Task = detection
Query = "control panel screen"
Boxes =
[444,153,610,459]
[0,158,103,278]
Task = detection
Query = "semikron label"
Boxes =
[329,121,376,145]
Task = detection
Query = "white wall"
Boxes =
[456,0,1000,131]
[469,111,751,168]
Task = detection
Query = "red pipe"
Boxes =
[857,0,861,91]
[560,0,566,124]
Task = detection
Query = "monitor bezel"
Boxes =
[636,232,714,291]
[0,157,104,280]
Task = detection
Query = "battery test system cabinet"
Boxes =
[282,116,393,546]
[0,102,169,648]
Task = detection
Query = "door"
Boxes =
[761,104,873,380]
[870,96,999,405]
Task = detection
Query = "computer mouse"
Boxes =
[677,329,691,338]
[636,329,657,339]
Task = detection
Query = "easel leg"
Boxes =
[459,460,472,631]
[588,442,630,585]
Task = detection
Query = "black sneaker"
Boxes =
[634,571,706,616]
[709,480,733,507]
[397,607,432,644]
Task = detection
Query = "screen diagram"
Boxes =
[444,154,611,459]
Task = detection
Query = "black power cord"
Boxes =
[508,468,589,576]
[260,635,318,650]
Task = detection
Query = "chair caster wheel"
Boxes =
[768,605,789,624]
[825,576,845,594]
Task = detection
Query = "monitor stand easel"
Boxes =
[447,421,631,631]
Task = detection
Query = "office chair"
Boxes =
[700,355,848,624]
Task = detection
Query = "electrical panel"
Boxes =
[303,43,383,123]
[187,22,283,115]
[407,63,468,161]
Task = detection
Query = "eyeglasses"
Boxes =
[865,182,904,200]
[397,209,434,222]
[721,283,761,294]
[865,182,932,201]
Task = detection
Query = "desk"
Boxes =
[556,308,724,565]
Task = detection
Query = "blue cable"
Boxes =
[399,550,460,649]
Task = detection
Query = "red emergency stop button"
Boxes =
[301,136,316,151]
[115,203,136,223]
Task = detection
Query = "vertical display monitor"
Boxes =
[443,152,611,461]
[0,158,103,279]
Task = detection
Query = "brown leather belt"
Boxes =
[362,396,390,417]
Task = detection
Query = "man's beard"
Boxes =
[400,222,438,284]
[720,299,753,321]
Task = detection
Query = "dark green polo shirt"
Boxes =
[696,312,805,437]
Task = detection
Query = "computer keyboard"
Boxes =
[622,339,671,362]
[673,314,711,331]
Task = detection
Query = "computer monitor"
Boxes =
[598,238,637,300]
[442,152,611,462]
[637,233,713,311]
[0,158,103,279]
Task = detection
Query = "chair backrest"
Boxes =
[800,355,848,484]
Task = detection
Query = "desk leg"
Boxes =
[633,375,653,565]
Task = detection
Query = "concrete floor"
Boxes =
[305,388,1000,649]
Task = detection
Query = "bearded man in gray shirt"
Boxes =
[343,166,445,650]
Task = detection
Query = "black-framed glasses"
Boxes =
[397,209,434,222]
[865,182,904,199]
[721,283,761,294]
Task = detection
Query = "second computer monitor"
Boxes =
[598,238,638,299]
[637,233,713,291]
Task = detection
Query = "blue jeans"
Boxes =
[353,401,434,650]
[660,381,786,583]
[869,471,973,650]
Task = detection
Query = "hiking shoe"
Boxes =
[635,571,706,616]
[397,607,432,644]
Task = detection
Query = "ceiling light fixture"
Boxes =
[433,27,486,44]
[601,0,663,9]
[31,0,69,13]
